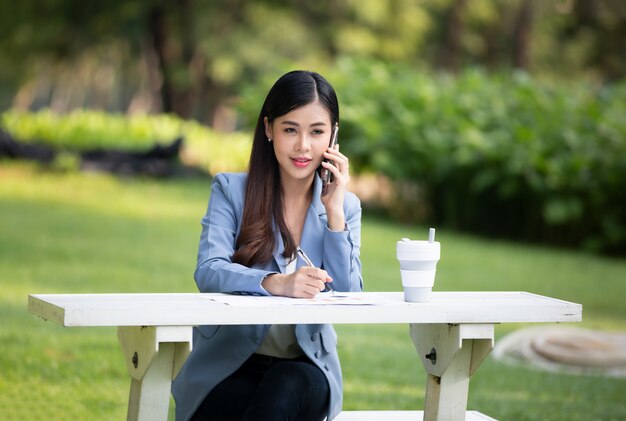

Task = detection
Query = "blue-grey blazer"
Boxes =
[172,172,363,421]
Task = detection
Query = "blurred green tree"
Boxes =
[1,0,625,124]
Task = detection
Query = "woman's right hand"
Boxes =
[262,267,332,298]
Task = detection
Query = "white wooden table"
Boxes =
[28,291,581,421]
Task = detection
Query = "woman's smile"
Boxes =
[291,157,313,168]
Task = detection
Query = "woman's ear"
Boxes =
[263,117,273,140]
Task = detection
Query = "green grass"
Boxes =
[1,162,625,420]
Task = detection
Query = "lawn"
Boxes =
[1,162,625,420]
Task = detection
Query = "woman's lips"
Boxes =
[291,157,312,168]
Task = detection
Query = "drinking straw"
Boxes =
[429,228,435,243]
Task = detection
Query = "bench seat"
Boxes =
[335,410,497,420]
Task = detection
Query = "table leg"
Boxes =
[118,326,193,421]
[410,324,494,421]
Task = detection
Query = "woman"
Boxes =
[172,70,363,421]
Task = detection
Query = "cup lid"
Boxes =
[397,239,440,260]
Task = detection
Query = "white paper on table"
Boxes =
[203,292,401,306]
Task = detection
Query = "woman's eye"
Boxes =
[284,127,296,134]
[312,129,324,135]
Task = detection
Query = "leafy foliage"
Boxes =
[329,58,626,253]
[1,109,251,175]
[241,58,626,253]
[3,1,626,117]
[3,58,625,254]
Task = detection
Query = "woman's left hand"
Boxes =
[320,145,350,231]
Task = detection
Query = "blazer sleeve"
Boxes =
[194,173,273,295]
[322,193,363,292]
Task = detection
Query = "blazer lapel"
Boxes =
[273,175,327,271]
[298,175,327,268]
[272,222,287,274]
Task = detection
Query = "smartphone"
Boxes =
[321,123,339,196]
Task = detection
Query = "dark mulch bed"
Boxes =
[0,129,198,177]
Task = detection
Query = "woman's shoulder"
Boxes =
[343,190,361,214]
[210,172,247,208]
[212,172,247,189]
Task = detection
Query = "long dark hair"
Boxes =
[232,70,339,267]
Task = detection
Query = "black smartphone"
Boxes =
[321,123,339,196]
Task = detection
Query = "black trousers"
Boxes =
[191,353,330,421]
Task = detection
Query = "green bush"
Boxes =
[331,59,626,253]
[239,58,626,253]
[4,62,625,254]
[1,109,252,175]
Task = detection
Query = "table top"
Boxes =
[28,291,582,327]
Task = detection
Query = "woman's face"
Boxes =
[265,100,333,184]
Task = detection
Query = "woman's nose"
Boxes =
[295,134,311,151]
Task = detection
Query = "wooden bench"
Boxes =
[335,410,496,420]
[28,291,581,421]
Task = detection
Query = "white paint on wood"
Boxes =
[410,324,494,421]
[27,291,580,421]
[28,292,582,327]
[335,410,497,420]
[117,327,192,420]
[410,324,494,378]
[117,326,192,380]
[126,342,175,421]
[423,344,472,421]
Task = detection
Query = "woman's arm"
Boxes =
[317,145,362,292]
[194,173,274,295]
[322,193,363,293]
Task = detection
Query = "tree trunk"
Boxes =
[148,3,173,114]
[512,0,534,70]
[173,0,195,118]
[438,0,466,72]
[147,0,197,119]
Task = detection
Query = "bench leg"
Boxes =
[118,326,193,421]
[410,324,494,421]
[423,341,472,421]
[127,342,176,420]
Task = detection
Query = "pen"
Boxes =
[296,247,335,294]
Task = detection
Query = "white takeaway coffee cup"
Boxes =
[396,229,441,303]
